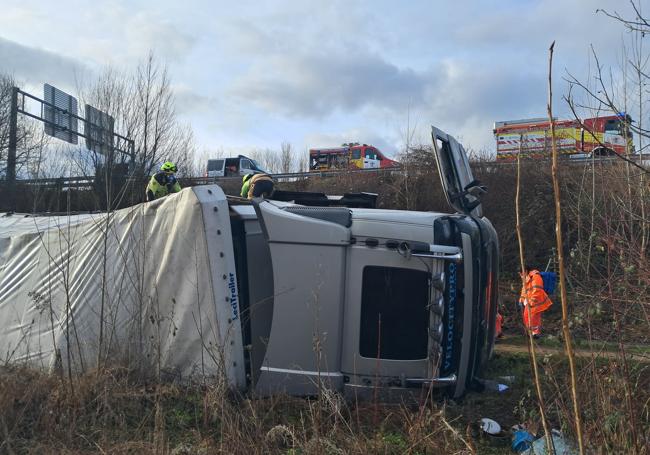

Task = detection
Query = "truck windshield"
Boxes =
[251,159,268,173]
[359,266,429,360]
[364,149,378,160]
[605,119,621,135]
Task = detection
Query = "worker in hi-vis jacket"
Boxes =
[241,172,274,199]
[518,265,553,338]
[146,162,181,202]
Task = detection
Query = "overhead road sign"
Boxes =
[43,84,78,144]
[85,104,115,156]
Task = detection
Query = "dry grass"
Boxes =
[0,365,482,454]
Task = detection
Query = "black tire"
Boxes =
[593,147,615,157]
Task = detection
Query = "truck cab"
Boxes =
[207,155,268,178]
[229,126,498,399]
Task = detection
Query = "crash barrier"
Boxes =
[0,167,397,192]
[1,156,645,213]
[7,153,647,192]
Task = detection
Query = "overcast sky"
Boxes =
[0,0,639,158]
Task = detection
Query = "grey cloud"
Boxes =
[220,19,284,55]
[229,51,435,118]
[125,13,196,62]
[366,58,554,153]
[174,86,217,115]
[453,0,632,58]
[0,36,88,89]
[434,61,547,121]
[219,1,385,57]
[227,46,552,151]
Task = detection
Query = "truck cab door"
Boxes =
[252,201,351,395]
[431,126,486,218]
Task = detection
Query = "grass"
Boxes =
[0,365,473,454]
[0,352,536,454]
[2,343,648,453]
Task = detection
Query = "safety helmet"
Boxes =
[161,161,177,173]
[242,173,253,183]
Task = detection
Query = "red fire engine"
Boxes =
[494,114,633,161]
[309,144,399,171]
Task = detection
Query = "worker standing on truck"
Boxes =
[146,162,181,202]
[241,172,274,199]
[518,265,553,339]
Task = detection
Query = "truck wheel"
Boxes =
[593,147,615,156]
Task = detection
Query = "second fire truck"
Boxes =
[494,114,633,161]
[309,144,399,171]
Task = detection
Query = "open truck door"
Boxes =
[431,126,486,218]
[432,126,499,396]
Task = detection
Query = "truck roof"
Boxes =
[495,114,627,131]
[309,144,377,152]
[494,117,555,128]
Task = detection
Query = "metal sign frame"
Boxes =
[7,87,135,177]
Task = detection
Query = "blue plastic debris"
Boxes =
[512,430,535,452]
[522,430,577,455]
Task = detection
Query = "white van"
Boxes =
[207,155,268,178]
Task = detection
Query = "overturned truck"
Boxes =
[0,127,498,399]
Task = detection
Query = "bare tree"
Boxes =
[297,147,309,172]
[0,73,48,179]
[248,147,280,173]
[560,5,649,451]
[280,141,294,173]
[566,1,649,260]
[82,53,196,178]
[132,53,181,175]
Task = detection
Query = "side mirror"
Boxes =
[466,184,487,198]
[461,181,487,211]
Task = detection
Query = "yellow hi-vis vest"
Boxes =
[146,172,181,200]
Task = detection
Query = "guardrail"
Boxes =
[14,166,406,190]
[17,176,97,189]
[9,155,648,191]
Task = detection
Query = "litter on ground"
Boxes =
[522,430,577,455]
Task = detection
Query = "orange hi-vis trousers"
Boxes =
[522,306,542,335]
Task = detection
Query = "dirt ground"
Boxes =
[495,339,650,363]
